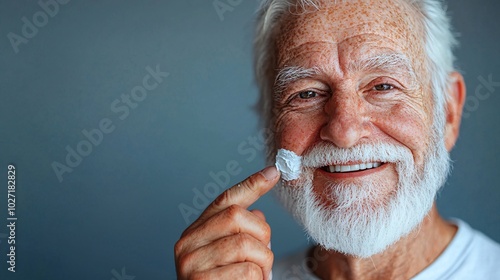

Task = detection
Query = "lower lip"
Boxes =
[317,163,388,179]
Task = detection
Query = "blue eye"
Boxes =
[298,91,317,99]
[373,84,394,91]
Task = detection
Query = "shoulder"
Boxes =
[413,218,500,280]
[457,219,500,275]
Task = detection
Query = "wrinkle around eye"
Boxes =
[361,76,413,99]
[288,89,330,108]
[274,89,329,119]
[276,75,330,99]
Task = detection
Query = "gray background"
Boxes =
[0,0,498,279]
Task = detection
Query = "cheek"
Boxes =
[275,111,325,155]
[374,103,432,165]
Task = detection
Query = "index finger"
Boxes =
[193,166,280,228]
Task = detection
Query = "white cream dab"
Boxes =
[275,149,302,181]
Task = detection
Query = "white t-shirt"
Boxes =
[273,219,500,279]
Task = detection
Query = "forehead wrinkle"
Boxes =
[335,31,412,70]
[277,41,337,67]
[335,26,414,56]
[275,0,423,59]
[277,29,415,78]
[337,22,395,42]
[278,33,410,83]
[338,32,405,51]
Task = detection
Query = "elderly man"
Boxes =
[175,0,500,279]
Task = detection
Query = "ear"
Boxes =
[444,72,466,151]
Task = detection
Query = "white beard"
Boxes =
[274,140,450,258]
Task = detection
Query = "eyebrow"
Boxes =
[274,65,321,99]
[273,53,417,98]
[347,53,416,79]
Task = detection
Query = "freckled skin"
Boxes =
[275,0,431,206]
[275,0,429,156]
[272,0,465,278]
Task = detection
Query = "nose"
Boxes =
[320,93,370,148]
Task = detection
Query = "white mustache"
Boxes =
[301,142,414,168]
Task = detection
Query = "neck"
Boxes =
[308,204,457,280]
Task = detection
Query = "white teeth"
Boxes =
[325,162,383,173]
[340,165,350,172]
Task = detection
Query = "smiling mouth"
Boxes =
[322,162,384,173]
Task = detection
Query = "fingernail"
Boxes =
[261,166,279,181]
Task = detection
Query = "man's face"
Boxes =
[272,0,450,257]
[274,0,431,209]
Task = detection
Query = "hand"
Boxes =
[174,166,280,280]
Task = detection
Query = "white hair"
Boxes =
[253,0,458,159]
[275,138,451,257]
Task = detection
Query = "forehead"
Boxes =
[275,0,425,69]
